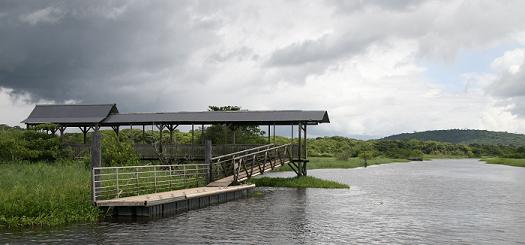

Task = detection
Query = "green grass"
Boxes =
[250,176,349,189]
[481,157,525,167]
[0,161,100,228]
[275,157,408,171]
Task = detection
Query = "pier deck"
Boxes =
[96,184,256,217]
[96,184,255,207]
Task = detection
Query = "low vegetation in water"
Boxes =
[250,176,349,189]
[0,161,100,228]
[481,157,525,167]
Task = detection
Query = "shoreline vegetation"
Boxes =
[481,157,525,167]
[250,176,349,189]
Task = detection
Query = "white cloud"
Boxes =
[19,7,64,25]
[0,88,41,126]
[491,49,524,74]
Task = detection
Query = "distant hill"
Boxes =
[382,129,525,146]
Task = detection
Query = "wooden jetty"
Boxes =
[97,185,255,217]
[22,103,330,217]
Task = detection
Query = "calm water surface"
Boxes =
[2,159,524,244]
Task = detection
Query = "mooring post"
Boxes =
[91,125,102,204]
[205,140,213,184]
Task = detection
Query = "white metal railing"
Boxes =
[92,164,209,201]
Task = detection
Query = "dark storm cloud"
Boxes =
[0,0,221,112]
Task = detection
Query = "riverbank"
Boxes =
[481,157,525,167]
[0,161,100,228]
[250,176,349,189]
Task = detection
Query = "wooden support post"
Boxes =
[298,123,302,160]
[205,140,213,184]
[191,124,195,159]
[304,124,307,159]
[58,126,66,141]
[273,124,276,144]
[201,124,205,144]
[142,125,146,144]
[267,125,271,144]
[166,124,178,144]
[156,124,165,154]
[91,125,101,204]
[232,125,236,145]
[111,126,120,140]
[291,125,294,143]
[304,124,308,176]
[79,126,91,144]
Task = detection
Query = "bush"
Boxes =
[0,129,68,162]
[335,150,352,161]
[101,134,140,166]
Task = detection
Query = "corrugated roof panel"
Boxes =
[22,104,118,124]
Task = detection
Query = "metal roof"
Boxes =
[22,104,118,125]
[102,110,329,125]
[22,104,329,126]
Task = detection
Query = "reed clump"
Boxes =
[0,161,100,228]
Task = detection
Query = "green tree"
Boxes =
[358,142,376,167]
[205,106,266,144]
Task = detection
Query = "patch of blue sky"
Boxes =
[421,43,522,92]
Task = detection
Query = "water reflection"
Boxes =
[2,159,524,244]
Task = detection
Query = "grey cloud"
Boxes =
[329,0,423,12]
[0,0,221,112]
[266,33,378,66]
[489,58,525,117]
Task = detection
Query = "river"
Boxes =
[1,159,524,244]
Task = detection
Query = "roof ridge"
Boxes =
[36,103,116,107]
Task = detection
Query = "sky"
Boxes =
[1,0,525,139]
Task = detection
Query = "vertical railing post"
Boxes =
[90,125,101,204]
[154,165,158,193]
[205,140,213,184]
[169,165,173,190]
[116,168,120,198]
[136,167,139,196]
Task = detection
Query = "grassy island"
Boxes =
[250,176,349,189]
[481,157,525,167]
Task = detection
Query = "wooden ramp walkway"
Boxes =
[207,158,289,187]
[206,143,292,187]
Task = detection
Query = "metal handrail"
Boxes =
[211,144,274,160]
[92,163,209,201]
[231,144,291,159]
